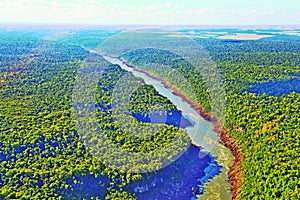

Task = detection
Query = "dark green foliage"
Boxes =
[129,84,177,115]
[94,63,190,156]
[1,28,299,200]
[0,31,190,199]
[123,48,211,111]
[123,36,300,199]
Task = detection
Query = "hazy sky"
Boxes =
[0,0,299,25]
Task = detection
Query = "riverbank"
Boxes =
[120,57,242,200]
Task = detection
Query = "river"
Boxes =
[101,55,234,200]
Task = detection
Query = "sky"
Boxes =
[0,0,299,25]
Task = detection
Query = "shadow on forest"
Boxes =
[124,145,221,200]
[247,78,300,95]
[132,109,193,129]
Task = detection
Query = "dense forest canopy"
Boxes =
[0,30,195,199]
[121,30,300,200]
[0,27,299,199]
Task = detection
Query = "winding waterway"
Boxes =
[101,55,234,200]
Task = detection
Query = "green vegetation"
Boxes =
[129,84,177,115]
[92,62,190,171]
[123,48,211,111]
[0,32,190,199]
[1,28,299,200]
[49,30,118,49]
[105,189,136,200]
[122,34,300,199]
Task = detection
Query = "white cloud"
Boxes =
[0,0,125,24]
[145,5,158,12]
[0,0,293,25]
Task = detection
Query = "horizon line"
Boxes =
[0,23,300,29]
